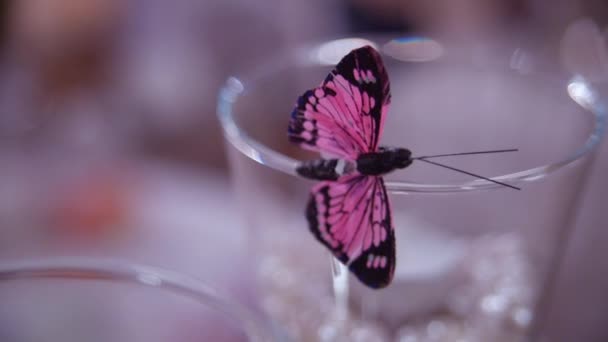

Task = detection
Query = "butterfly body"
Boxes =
[296,147,412,181]
[295,158,355,181]
[356,146,412,176]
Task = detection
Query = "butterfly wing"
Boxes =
[306,175,395,288]
[323,45,391,152]
[288,46,391,157]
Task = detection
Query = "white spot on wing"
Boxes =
[335,159,346,175]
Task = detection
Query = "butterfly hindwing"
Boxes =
[347,177,396,288]
[288,46,391,157]
[306,175,395,288]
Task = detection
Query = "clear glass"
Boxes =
[218,36,606,341]
[0,258,280,342]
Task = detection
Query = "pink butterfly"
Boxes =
[288,45,520,289]
[288,46,408,288]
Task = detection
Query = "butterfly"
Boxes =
[287,45,520,289]
[287,46,405,288]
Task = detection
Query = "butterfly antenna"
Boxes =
[413,149,518,160]
[416,158,521,190]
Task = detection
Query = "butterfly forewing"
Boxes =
[324,45,390,152]
[306,176,396,288]
[288,46,391,157]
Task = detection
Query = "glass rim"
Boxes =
[0,257,278,342]
[217,37,607,193]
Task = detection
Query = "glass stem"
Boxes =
[330,255,350,323]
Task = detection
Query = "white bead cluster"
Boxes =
[255,228,535,341]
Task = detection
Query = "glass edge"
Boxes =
[216,52,607,194]
[0,257,279,342]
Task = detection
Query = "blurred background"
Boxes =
[0,0,607,341]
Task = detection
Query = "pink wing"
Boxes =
[288,46,391,158]
[306,175,395,288]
